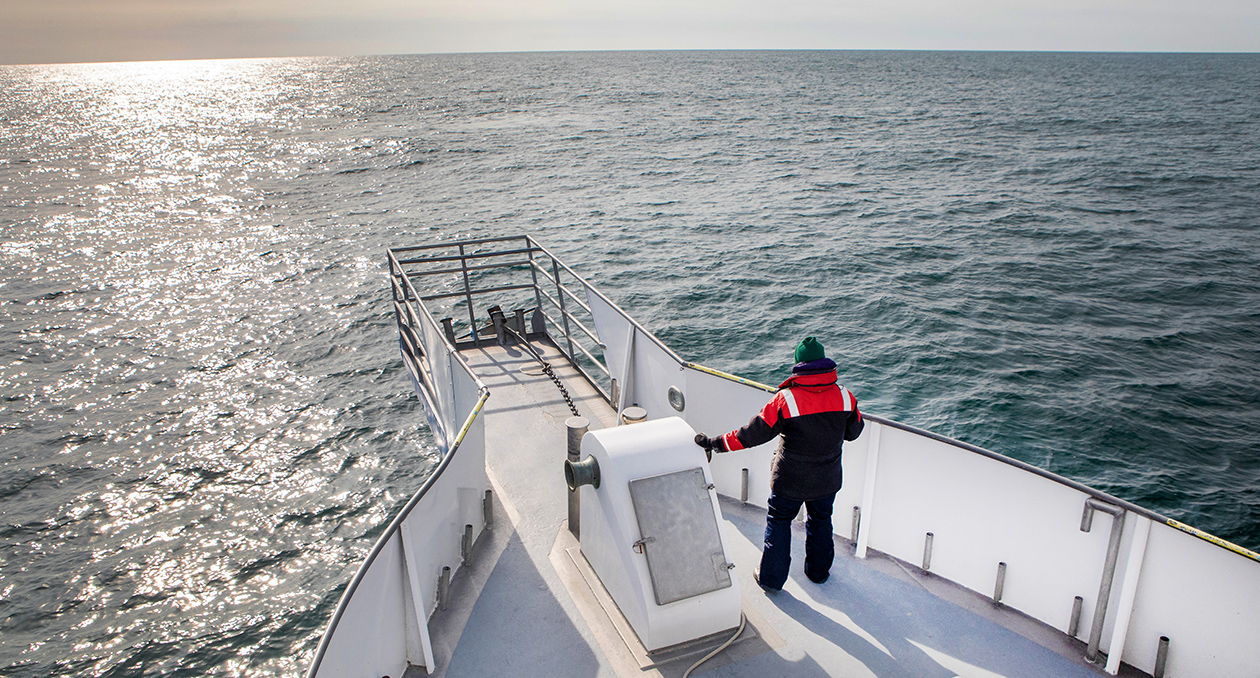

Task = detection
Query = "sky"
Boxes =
[2,0,1258,65]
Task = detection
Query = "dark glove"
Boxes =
[694,434,726,462]
[695,433,714,462]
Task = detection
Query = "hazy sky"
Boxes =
[3,0,1258,65]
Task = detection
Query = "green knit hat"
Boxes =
[794,336,826,364]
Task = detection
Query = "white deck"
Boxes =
[414,339,1134,678]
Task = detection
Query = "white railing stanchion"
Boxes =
[1104,516,1152,675]
[856,422,882,559]
[400,526,436,671]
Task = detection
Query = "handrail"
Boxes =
[420,283,537,302]
[397,246,542,266]
[405,259,533,277]
[686,362,777,392]
[390,234,535,254]
[1167,518,1260,564]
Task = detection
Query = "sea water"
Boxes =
[2,51,1258,676]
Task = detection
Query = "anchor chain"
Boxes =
[541,360,581,418]
[504,325,581,418]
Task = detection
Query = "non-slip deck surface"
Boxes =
[426,339,1125,678]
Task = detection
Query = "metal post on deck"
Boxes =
[566,416,589,539]
[1154,636,1169,678]
[441,317,457,346]
[437,566,451,611]
[461,524,473,565]
[488,305,507,345]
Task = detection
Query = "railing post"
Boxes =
[616,325,636,413]
[527,240,544,328]
[389,252,401,302]
[399,526,436,670]
[856,423,882,558]
[458,243,479,347]
[1104,516,1152,675]
[552,257,575,361]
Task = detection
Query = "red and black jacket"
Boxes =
[720,369,863,501]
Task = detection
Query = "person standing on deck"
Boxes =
[695,337,864,592]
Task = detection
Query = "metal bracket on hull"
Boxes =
[1080,497,1125,664]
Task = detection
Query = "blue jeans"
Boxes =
[759,491,836,590]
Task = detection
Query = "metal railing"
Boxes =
[388,235,619,404]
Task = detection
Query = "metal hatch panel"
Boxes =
[628,467,731,605]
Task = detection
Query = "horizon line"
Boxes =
[6,46,1260,68]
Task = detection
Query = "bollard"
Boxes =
[487,305,507,345]
[923,532,934,571]
[740,468,749,504]
[620,406,647,425]
[852,507,861,543]
[1069,596,1084,638]
[566,416,589,539]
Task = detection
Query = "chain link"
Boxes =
[541,361,581,418]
